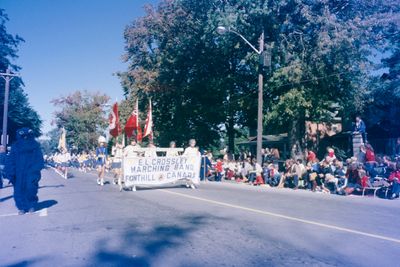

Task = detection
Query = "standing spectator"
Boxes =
[215,159,223,182]
[354,116,367,143]
[270,148,280,161]
[5,128,44,215]
[200,150,212,181]
[395,137,400,156]
[365,143,376,177]
[357,145,366,164]
[0,145,6,188]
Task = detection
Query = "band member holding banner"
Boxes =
[166,141,180,157]
[183,139,201,189]
[183,139,201,157]
[144,142,158,157]
[96,136,108,186]
[124,139,142,157]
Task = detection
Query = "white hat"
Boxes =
[98,136,107,143]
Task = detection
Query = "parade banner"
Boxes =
[123,155,201,187]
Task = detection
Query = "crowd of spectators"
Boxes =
[42,137,400,200]
[203,140,400,200]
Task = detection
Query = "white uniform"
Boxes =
[183,146,200,157]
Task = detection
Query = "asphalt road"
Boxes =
[0,168,399,267]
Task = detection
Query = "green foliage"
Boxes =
[51,90,110,151]
[120,0,399,153]
[39,128,60,155]
[0,9,42,142]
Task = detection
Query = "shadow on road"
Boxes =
[90,214,221,266]
[0,195,13,202]
[35,200,58,211]
[39,185,65,189]
[4,256,48,267]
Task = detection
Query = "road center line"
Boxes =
[0,212,19,218]
[160,189,400,244]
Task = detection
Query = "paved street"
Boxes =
[1,168,399,267]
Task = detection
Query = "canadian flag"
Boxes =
[109,102,121,138]
[143,99,153,140]
[124,99,139,139]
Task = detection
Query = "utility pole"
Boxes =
[216,26,269,165]
[256,30,264,165]
[1,69,19,147]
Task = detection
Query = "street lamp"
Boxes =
[1,69,20,147]
[217,26,265,165]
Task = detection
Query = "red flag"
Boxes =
[137,124,143,142]
[143,99,153,140]
[125,99,139,138]
[109,102,121,138]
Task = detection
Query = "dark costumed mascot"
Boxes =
[5,128,44,215]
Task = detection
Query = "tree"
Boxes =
[0,9,42,143]
[120,1,258,150]
[363,1,400,139]
[121,0,398,156]
[39,128,61,155]
[51,90,110,151]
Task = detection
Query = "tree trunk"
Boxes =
[289,118,305,160]
[227,115,235,154]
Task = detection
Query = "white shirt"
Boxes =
[124,144,141,157]
[183,146,200,157]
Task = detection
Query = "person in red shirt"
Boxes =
[388,163,400,199]
[365,143,377,177]
[307,150,316,163]
[365,144,376,162]
[215,159,223,182]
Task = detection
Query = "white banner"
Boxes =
[123,155,201,187]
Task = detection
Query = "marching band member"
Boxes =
[124,139,142,158]
[111,143,123,190]
[183,139,200,189]
[96,136,108,186]
[144,142,158,157]
[166,141,179,157]
[183,139,200,157]
[59,149,71,179]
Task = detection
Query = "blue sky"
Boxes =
[1,0,158,134]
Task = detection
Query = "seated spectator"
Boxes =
[248,159,263,185]
[388,162,400,199]
[306,157,320,191]
[342,162,362,195]
[359,169,372,188]
[240,158,252,182]
[263,163,281,187]
[318,159,334,193]
[226,160,236,180]
[325,148,336,164]
[307,150,316,163]
[279,159,303,189]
